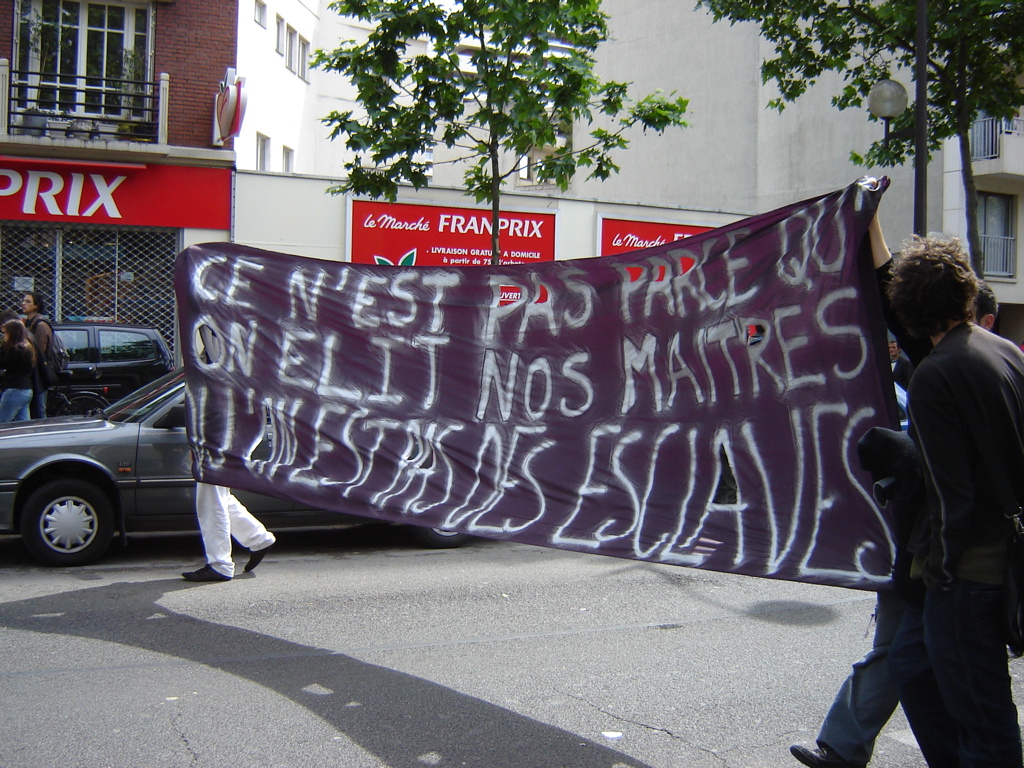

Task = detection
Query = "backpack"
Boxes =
[28,316,70,375]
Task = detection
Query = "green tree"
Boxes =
[314,0,689,264]
[697,0,1024,274]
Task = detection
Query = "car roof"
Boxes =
[53,322,164,332]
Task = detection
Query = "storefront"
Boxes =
[349,199,556,266]
[0,158,232,356]
[598,216,712,257]
[234,169,735,266]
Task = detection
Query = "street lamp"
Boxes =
[868,79,909,144]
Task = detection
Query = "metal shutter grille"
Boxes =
[0,223,180,356]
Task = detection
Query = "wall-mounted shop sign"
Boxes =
[350,199,556,266]
[214,67,247,146]
[599,216,713,257]
[0,157,232,229]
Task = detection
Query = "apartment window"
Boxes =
[517,155,532,181]
[275,16,286,54]
[285,26,298,71]
[297,37,310,80]
[282,146,294,174]
[979,192,1017,278]
[254,0,267,27]
[256,133,270,171]
[16,1,151,117]
[516,149,557,186]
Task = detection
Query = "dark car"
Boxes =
[0,370,471,566]
[52,322,175,401]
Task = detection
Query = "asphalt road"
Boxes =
[1,525,1018,767]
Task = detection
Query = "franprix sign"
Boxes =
[0,158,232,229]
[177,180,898,591]
[350,199,556,267]
[600,217,713,257]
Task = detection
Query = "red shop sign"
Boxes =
[600,216,712,257]
[0,157,232,229]
[350,199,556,267]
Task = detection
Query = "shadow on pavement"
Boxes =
[0,578,656,768]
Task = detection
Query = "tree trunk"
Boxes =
[951,45,984,277]
[489,138,501,266]
[956,111,984,277]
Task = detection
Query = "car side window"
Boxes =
[99,330,157,363]
[55,329,91,362]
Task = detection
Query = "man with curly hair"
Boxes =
[886,234,1024,768]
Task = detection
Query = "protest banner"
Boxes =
[175,178,896,590]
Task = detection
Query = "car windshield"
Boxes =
[104,369,186,423]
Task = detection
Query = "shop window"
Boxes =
[0,223,180,357]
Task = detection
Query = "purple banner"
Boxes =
[175,180,896,590]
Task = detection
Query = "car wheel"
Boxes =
[20,479,115,566]
[406,525,472,549]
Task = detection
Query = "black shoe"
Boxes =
[182,565,231,582]
[244,542,273,572]
[790,744,866,768]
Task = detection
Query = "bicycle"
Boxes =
[46,384,109,417]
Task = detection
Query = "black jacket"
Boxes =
[908,322,1024,590]
[892,354,915,390]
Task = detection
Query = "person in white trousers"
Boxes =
[182,483,277,582]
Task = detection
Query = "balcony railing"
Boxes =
[981,234,1016,278]
[0,59,168,144]
[972,115,1024,161]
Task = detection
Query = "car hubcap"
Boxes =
[40,497,97,553]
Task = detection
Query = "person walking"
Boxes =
[790,214,920,768]
[181,483,277,582]
[0,319,37,422]
[885,233,1024,767]
[21,292,54,419]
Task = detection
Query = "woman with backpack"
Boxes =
[0,318,37,422]
[22,292,54,419]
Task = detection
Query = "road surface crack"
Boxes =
[562,691,729,766]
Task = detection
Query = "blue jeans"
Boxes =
[29,388,47,419]
[817,590,905,763]
[890,579,1022,768]
[0,388,32,422]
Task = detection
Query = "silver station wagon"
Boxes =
[0,370,470,566]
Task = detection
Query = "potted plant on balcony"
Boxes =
[18,107,48,135]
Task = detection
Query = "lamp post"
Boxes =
[868,79,909,144]
[912,0,928,236]
[867,1,928,236]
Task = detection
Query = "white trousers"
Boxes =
[195,483,276,578]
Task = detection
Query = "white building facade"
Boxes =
[231,0,1024,341]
